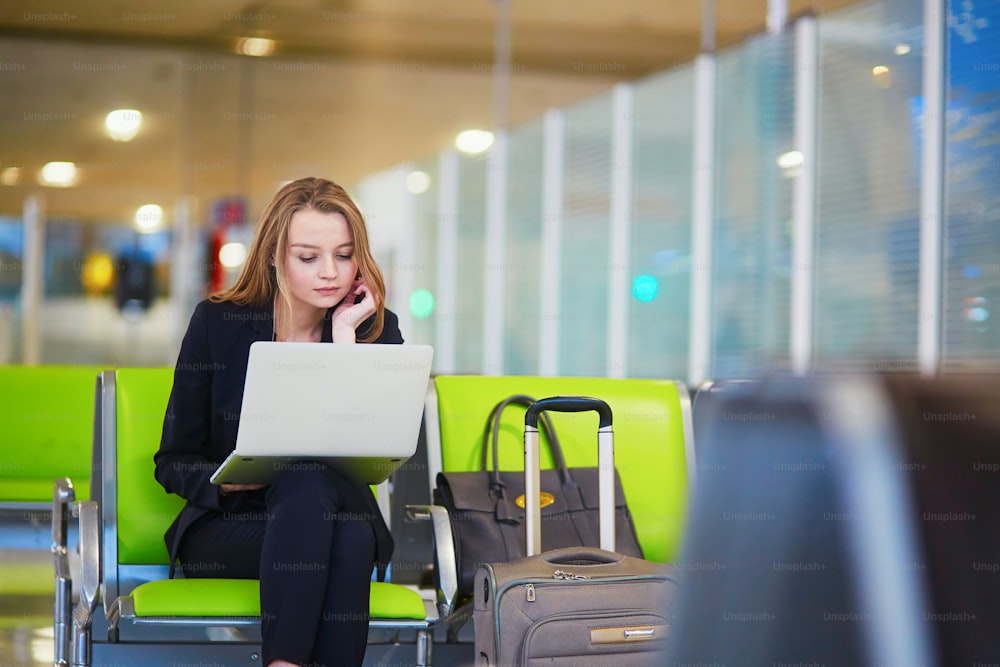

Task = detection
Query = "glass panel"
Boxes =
[408,158,439,350]
[814,0,923,372]
[712,32,795,378]
[629,68,695,380]
[942,0,1000,373]
[504,120,545,375]
[0,217,22,363]
[560,96,613,377]
[0,218,23,302]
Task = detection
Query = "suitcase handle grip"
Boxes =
[525,397,612,429]
[539,546,625,566]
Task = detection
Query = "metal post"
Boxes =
[435,151,459,374]
[767,0,789,34]
[918,0,945,377]
[608,83,634,379]
[396,164,418,344]
[539,109,565,377]
[483,131,508,375]
[170,196,196,363]
[21,194,44,364]
[791,17,819,376]
[688,53,717,385]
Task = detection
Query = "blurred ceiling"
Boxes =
[0,0,854,225]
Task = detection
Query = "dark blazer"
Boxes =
[153,297,404,579]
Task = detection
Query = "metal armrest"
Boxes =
[52,478,76,666]
[72,500,101,667]
[405,504,458,616]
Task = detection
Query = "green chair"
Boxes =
[54,368,437,667]
[0,364,106,510]
[409,375,695,629]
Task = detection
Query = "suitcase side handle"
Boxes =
[525,396,613,429]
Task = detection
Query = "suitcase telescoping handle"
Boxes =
[524,396,615,557]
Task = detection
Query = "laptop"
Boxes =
[210,341,434,486]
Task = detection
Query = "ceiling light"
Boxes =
[405,170,431,194]
[135,204,164,232]
[777,150,804,170]
[872,65,892,89]
[455,129,495,155]
[1,166,20,186]
[105,109,142,142]
[237,37,275,57]
[39,161,77,187]
[219,242,249,269]
[894,44,911,56]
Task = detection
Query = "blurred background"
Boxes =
[1,2,999,665]
[0,0,996,378]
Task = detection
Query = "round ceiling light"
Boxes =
[105,109,142,142]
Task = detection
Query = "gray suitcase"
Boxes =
[473,396,678,666]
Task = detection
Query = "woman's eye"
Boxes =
[299,256,317,263]
[336,254,353,261]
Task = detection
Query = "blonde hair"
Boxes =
[211,177,386,342]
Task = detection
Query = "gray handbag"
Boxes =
[472,396,678,666]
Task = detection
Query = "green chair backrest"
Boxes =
[0,364,106,502]
[432,376,692,564]
[111,367,384,567]
[113,368,181,565]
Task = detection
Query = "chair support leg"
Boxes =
[416,628,432,667]
[71,501,100,667]
[71,613,92,667]
[52,478,76,666]
[53,576,72,665]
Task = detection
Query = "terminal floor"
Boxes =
[1,544,57,667]
[0,532,477,667]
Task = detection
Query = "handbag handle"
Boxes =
[482,394,591,527]
[481,395,572,487]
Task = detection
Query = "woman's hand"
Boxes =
[331,278,377,343]
[220,483,267,495]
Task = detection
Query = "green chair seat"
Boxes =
[367,581,427,619]
[131,579,426,620]
[132,579,261,617]
[1,478,90,503]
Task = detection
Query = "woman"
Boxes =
[154,177,402,667]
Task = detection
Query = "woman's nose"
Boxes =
[318,256,337,279]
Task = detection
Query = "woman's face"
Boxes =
[282,207,359,313]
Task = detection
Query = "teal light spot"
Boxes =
[410,289,435,319]
[632,275,658,302]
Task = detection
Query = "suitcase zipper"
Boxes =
[552,569,588,580]
[497,573,675,606]
[525,583,535,602]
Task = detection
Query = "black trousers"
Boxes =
[178,468,376,667]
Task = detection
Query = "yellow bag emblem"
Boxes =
[515,492,556,509]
